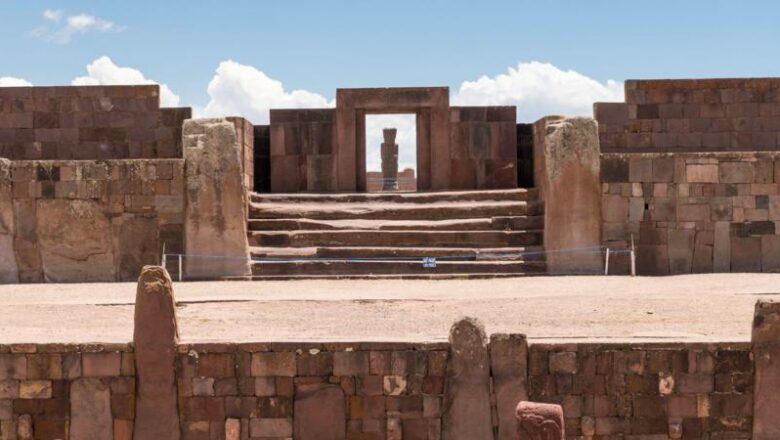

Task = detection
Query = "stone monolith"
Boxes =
[183,118,251,279]
[381,128,399,191]
[491,334,529,440]
[0,159,18,283]
[516,401,564,440]
[533,116,602,274]
[442,317,492,440]
[752,300,780,439]
[133,266,180,440]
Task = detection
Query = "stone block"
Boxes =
[69,378,112,439]
[516,401,564,439]
[687,165,719,183]
[652,158,675,182]
[18,380,51,399]
[629,158,653,182]
[753,300,780,439]
[548,352,577,375]
[251,352,296,377]
[731,237,762,272]
[602,195,628,222]
[250,418,292,437]
[720,162,755,183]
[489,334,528,440]
[333,351,369,376]
[600,157,629,183]
[762,235,780,272]
[82,353,121,377]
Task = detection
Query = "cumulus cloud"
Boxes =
[453,61,623,122]
[201,60,333,123]
[32,9,125,44]
[0,77,33,87]
[72,56,181,107]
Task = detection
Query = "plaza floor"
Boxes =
[0,273,776,344]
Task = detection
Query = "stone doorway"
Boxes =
[364,114,417,192]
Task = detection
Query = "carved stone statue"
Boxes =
[516,401,565,440]
[381,128,399,191]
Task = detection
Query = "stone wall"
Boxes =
[0,343,135,440]
[595,78,780,153]
[227,117,255,192]
[528,342,753,439]
[601,152,780,274]
[269,109,336,192]
[3,159,184,282]
[0,85,190,160]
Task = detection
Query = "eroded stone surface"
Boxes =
[442,317,492,440]
[0,159,17,283]
[491,333,529,440]
[753,300,780,440]
[183,118,250,279]
[516,401,564,440]
[70,377,113,439]
[36,199,115,282]
[133,266,180,440]
[293,383,346,440]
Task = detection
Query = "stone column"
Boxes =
[442,317,493,440]
[533,116,602,274]
[516,401,564,439]
[133,266,180,440]
[0,158,18,283]
[381,128,399,191]
[490,334,529,440]
[752,300,780,439]
[183,118,251,279]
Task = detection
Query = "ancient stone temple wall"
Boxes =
[596,78,780,274]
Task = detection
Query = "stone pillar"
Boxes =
[533,116,602,274]
[752,300,780,439]
[0,158,18,283]
[133,266,180,440]
[442,317,492,440]
[381,128,399,191]
[490,334,529,440]
[183,118,251,279]
[515,401,564,439]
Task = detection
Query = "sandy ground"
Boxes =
[0,274,777,344]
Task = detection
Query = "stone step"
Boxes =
[250,188,538,204]
[248,229,543,248]
[250,260,547,277]
[247,216,545,231]
[250,246,547,261]
[249,201,543,220]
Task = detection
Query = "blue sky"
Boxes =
[2,0,779,169]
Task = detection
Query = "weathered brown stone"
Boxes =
[490,334,528,440]
[442,317,492,440]
[752,300,780,439]
[535,117,602,274]
[183,118,250,279]
[293,384,345,440]
[516,401,564,439]
[133,266,180,440]
[0,159,17,283]
[69,378,112,439]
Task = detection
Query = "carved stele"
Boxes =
[381,128,399,191]
[133,266,180,440]
[516,401,565,440]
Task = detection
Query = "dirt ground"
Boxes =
[0,274,776,344]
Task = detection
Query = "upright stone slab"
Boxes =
[293,383,346,439]
[490,334,529,440]
[183,118,251,279]
[70,378,113,439]
[381,128,399,191]
[133,266,180,440]
[442,317,492,440]
[533,117,602,274]
[515,401,564,439]
[0,159,17,283]
[752,300,780,439]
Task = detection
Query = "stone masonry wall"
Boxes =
[0,343,134,440]
[6,159,184,282]
[0,85,190,160]
[601,152,780,274]
[269,109,336,192]
[528,343,753,439]
[595,78,780,153]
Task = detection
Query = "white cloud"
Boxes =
[453,61,623,122]
[0,77,33,87]
[202,60,333,123]
[33,10,125,44]
[72,56,181,107]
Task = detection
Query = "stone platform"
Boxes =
[0,273,774,344]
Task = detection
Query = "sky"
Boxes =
[2,0,780,170]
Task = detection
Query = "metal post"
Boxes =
[178,254,183,282]
[604,248,610,276]
[630,234,637,277]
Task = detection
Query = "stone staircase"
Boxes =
[246,189,545,279]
